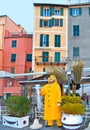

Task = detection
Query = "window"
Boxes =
[43,68,46,72]
[54,19,63,26]
[73,25,80,36]
[54,52,60,62]
[40,19,51,27]
[44,8,50,16]
[54,8,63,16]
[54,9,60,15]
[26,54,32,62]
[43,20,49,27]
[40,34,49,47]
[40,7,63,16]
[12,40,17,47]
[73,47,79,57]
[70,8,82,16]
[11,67,15,73]
[42,52,49,62]
[54,35,61,47]
[55,19,59,26]
[28,68,32,72]
[11,54,16,62]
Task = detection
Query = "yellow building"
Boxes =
[32,3,68,74]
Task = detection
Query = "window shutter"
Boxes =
[50,6,54,16]
[61,8,63,16]
[55,35,60,47]
[79,8,82,15]
[70,8,72,16]
[89,7,90,15]
[52,18,54,26]
[40,34,43,46]
[40,19,43,27]
[49,19,52,27]
[46,35,49,47]
[77,25,80,36]
[55,52,60,62]
[60,19,63,26]
[40,6,43,16]
[57,35,60,47]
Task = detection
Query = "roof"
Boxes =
[19,74,49,85]
[33,2,90,7]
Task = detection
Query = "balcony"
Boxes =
[35,56,66,66]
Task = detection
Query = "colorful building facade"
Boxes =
[32,3,67,75]
[0,15,33,98]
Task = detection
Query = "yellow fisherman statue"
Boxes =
[40,75,62,127]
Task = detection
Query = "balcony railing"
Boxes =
[35,56,66,65]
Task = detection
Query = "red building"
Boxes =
[0,31,33,98]
[4,30,33,74]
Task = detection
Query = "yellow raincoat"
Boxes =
[40,75,62,126]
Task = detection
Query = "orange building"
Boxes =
[32,3,67,75]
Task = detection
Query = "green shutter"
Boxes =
[40,34,43,46]
[60,8,63,16]
[46,35,49,46]
[40,6,43,16]
[52,18,54,26]
[60,19,63,26]
[40,19,43,27]
[70,8,72,16]
[54,35,60,47]
[88,7,90,15]
[57,35,60,47]
[50,6,54,16]
[49,19,52,27]
[79,8,82,15]
[42,52,48,62]
[55,52,60,62]
[54,35,56,47]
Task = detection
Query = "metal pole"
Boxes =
[67,71,71,95]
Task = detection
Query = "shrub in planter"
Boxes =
[6,96,31,117]
[61,95,85,115]
[61,95,86,130]
[3,96,31,128]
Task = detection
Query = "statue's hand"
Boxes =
[57,102,61,106]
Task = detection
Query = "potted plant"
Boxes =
[61,95,85,130]
[3,96,31,128]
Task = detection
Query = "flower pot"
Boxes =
[3,115,30,128]
[61,113,83,130]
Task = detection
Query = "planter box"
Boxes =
[3,115,30,128]
[61,113,83,130]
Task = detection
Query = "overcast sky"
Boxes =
[0,0,88,33]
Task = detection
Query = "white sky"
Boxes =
[0,0,88,33]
